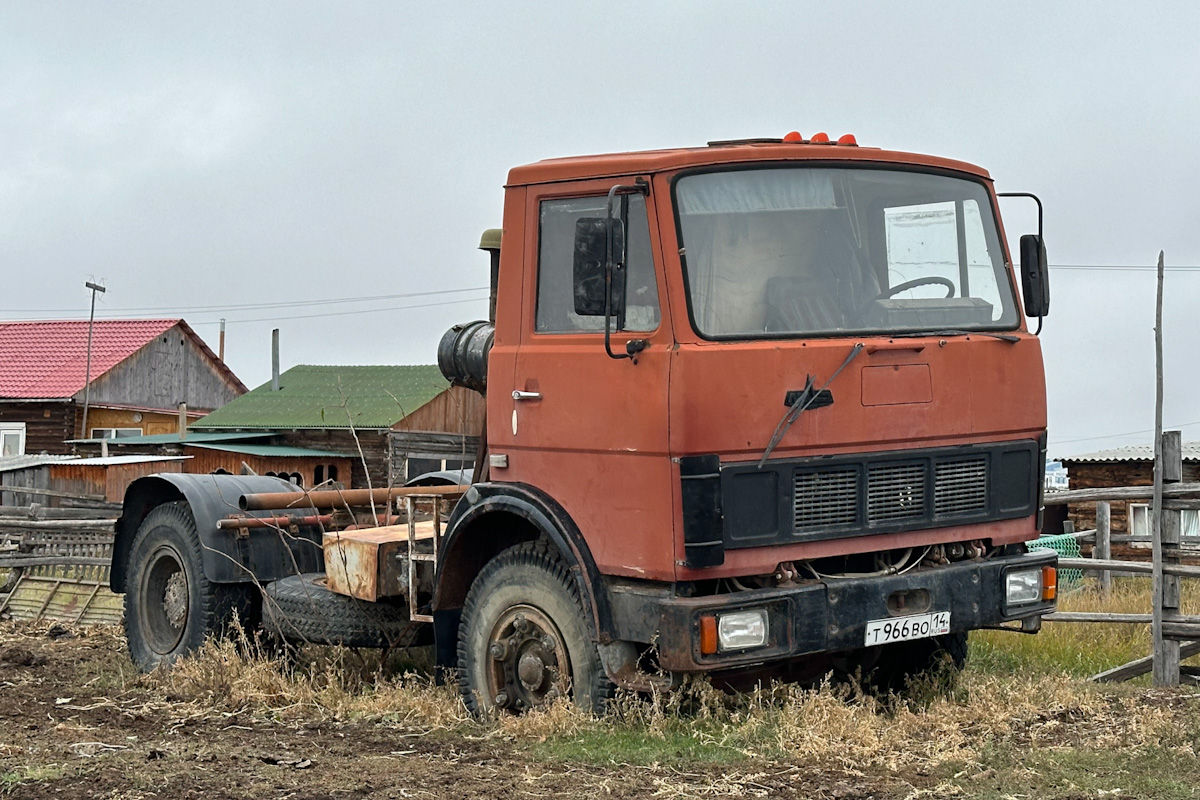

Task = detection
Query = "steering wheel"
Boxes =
[875,276,955,300]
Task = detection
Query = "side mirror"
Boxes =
[573,217,625,316]
[1019,234,1049,318]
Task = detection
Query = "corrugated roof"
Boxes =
[0,454,78,472]
[0,454,189,472]
[184,443,352,458]
[0,319,246,399]
[67,431,271,445]
[192,365,449,430]
[1058,442,1200,464]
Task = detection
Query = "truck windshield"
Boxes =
[674,167,1019,338]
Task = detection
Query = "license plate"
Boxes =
[864,611,951,646]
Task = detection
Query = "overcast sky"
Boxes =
[2,2,1197,457]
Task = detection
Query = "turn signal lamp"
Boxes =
[699,616,718,654]
[1041,565,1058,602]
[810,132,830,143]
[837,133,858,146]
[783,130,804,142]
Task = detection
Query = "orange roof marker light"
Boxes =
[782,130,804,143]
[810,132,830,144]
[837,133,858,146]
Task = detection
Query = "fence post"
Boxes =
[1095,500,1112,597]
[1152,430,1182,686]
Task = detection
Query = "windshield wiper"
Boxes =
[886,329,1019,343]
[758,342,865,469]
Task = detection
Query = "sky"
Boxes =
[1,2,1198,457]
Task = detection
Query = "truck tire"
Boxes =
[869,632,968,694]
[124,502,255,671]
[457,542,613,716]
[263,573,414,648]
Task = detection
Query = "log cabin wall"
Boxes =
[1064,459,1200,544]
[0,401,75,455]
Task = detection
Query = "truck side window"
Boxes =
[536,195,661,333]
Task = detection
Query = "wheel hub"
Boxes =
[487,608,568,711]
[518,652,547,690]
[162,571,187,629]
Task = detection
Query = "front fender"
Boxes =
[111,473,325,592]
[433,482,615,643]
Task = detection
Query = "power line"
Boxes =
[182,295,487,325]
[1051,419,1200,447]
[0,286,489,315]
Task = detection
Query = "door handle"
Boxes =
[512,390,542,401]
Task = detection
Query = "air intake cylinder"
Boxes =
[437,320,494,393]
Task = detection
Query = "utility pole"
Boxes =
[81,281,106,440]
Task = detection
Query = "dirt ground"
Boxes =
[0,621,913,799]
[2,620,1199,799]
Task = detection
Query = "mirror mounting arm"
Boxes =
[998,191,1047,334]
[604,180,651,363]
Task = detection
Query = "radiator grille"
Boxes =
[934,458,988,515]
[793,468,859,529]
[866,463,926,523]
[789,455,993,533]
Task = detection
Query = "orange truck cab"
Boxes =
[111,134,1057,716]
[435,134,1056,709]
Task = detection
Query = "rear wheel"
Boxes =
[123,502,254,671]
[457,542,613,716]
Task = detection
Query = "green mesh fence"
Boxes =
[1027,533,1084,588]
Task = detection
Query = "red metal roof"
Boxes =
[0,319,204,399]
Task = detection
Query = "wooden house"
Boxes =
[1060,443,1200,545]
[0,319,245,455]
[177,365,483,488]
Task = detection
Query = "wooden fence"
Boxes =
[0,492,122,625]
[1043,430,1200,686]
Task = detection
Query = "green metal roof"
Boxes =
[192,365,449,430]
[66,431,271,445]
[183,443,352,458]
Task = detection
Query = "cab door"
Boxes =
[495,180,676,580]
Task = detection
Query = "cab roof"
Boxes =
[507,139,992,187]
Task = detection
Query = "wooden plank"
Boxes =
[0,556,110,568]
[1042,482,1200,506]
[0,519,115,531]
[1056,557,1200,579]
[1092,640,1200,682]
[1096,501,1112,596]
[1162,622,1200,640]
[0,485,110,503]
[1045,612,1152,623]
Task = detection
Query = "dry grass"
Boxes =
[145,624,1199,781]
[152,634,470,729]
[974,576,1200,677]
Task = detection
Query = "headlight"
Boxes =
[1006,568,1043,606]
[717,609,769,651]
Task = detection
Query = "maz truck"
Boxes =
[111,132,1058,714]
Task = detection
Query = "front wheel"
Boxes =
[456,542,613,716]
[123,502,254,671]
[868,632,968,695]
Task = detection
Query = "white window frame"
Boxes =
[1129,502,1199,546]
[90,427,143,439]
[0,423,26,457]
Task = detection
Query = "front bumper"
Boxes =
[607,550,1056,672]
